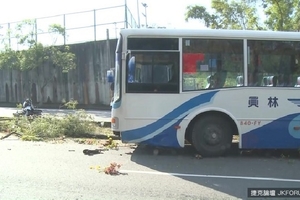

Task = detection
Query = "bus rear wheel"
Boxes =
[191,115,233,157]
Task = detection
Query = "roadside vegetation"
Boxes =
[0,100,117,147]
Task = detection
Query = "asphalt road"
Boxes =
[1,136,300,200]
[0,107,111,123]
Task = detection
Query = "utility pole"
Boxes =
[141,2,148,28]
[137,0,140,28]
[125,0,128,28]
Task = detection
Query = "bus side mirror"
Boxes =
[107,69,114,83]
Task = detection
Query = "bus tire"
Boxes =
[191,115,233,157]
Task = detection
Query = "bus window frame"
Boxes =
[125,51,180,94]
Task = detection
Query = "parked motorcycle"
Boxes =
[13,99,43,117]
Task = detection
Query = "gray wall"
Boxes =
[0,39,117,106]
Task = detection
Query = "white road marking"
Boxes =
[120,170,300,182]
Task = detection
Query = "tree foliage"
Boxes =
[48,23,66,44]
[0,20,76,71]
[0,20,76,103]
[185,0,261,30]
[185,0,300,31]
[0,48,22,70]
[264,0,300,31]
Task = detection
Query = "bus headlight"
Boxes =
[111,117,119,129]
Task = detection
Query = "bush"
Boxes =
[4,100,97,141]
[59,110,96,137]
[27,115,64,138]
[0,119,10,132]
[61,99,78,110]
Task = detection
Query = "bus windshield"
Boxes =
[125,37,179,93]
[126,52,179,93]
[113,34,122,103]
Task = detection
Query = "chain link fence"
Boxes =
[0,4,137,50]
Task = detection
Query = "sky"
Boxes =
[0,0,211,47]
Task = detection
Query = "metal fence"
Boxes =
[0,4,138,50]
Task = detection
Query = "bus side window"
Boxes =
[213,71,227,88]
[262,75,278,87]
[270,76,278,87]
[212,60,227,88]
[168,66,179,83]
[236,76,243,86]
[248,69,260,86]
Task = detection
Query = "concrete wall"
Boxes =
[0,39,117,106]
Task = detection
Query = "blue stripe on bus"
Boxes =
[242,113,300,149]
[140,118,185,148]
[121,90,218,145]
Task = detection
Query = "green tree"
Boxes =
[293,5,300,31]
[48,23,66,44]
[185,0,300,32]
[264,0,300,31]
[185,0,261,30]
[0,19,76,103]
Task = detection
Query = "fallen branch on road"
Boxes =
[0,131,22,140]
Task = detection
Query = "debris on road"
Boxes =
[0,131,22,140]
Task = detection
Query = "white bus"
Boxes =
[109,28,300,156]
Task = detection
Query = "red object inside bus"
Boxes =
[183,53,205,73]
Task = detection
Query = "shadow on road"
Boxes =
[129,143,300,199]
[131,143,300,159]
[73,133,119,140]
